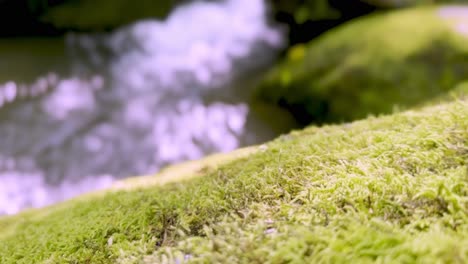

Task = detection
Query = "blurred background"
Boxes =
[0,0,466,214]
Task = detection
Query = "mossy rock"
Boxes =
[255,5,468,125]
[40,0,180,31]
[0,88,466,262]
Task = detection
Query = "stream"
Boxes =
[0,0,286,214]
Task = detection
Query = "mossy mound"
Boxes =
[256,6,468,125]
[40,0,179,31]
[0,90,466,263]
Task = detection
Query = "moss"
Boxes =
[0,89,466,262]
[40,0,179,31]
[255,6,468,125]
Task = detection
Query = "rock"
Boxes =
[255,5,468,125]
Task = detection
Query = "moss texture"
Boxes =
[0,89,466,263]
[255,6,468,125]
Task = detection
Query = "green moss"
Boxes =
[40,0,178,31]
[0,90,466,263]
[255,6,468,125]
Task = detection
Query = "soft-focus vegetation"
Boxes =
[270,0,340,24]
[40,0,179,31]
[0,0,181,36]
[256,6,468,125]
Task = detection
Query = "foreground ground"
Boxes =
[0,88,466,263]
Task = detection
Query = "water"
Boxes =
[439,6,468,36]
[0,0,286,215]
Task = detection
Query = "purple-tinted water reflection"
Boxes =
[0,0,285,214]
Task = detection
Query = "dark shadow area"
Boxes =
[0,0,188,36]
[0,0,66,36]
[273,0,380,46]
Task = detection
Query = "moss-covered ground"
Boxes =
[0,88,466,263]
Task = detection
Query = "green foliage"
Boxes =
[255,6,468,124]
[0,92,466,263]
